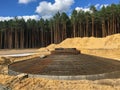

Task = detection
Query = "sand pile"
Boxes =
[38,34,120,52]
[46,44,57,51]
[57,37,105,49]
[104,34,120,48]
[38,44,57,51]
[58,34,120,49]
[81,49,120,60]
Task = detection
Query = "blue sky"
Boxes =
[0,0,119,21]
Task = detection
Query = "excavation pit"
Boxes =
[8,48,120,80]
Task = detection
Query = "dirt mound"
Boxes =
[38,34,120,53]
[104,34,120,48]
[58,34,120,49]
[58,37,105,49]
[38,44,57,52]
[46,44,57,50]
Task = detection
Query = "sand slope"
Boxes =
[58,34,120,49]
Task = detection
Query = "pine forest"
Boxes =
[0,4,120,49]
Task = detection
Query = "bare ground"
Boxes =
[0,49,38,55]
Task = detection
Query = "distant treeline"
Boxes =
[0,4,120,49]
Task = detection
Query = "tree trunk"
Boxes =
[92,17,94,36]
[73,24,76,37]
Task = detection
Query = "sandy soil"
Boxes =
[0,49,38,55]
[0,34,120,90]
[0,74,120,90]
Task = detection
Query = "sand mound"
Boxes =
[58,37,105,49]
[104,34,120,48]
[38,44,57,52]
[39,34,120,52]
[46,44,57,51]
[58,33,120,49]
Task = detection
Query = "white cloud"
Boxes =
[35,0,74,18]
[100,4,108,9]
[95,4,100,8]
[18,0,36,4]
[0,16,14,21]
[42,15,53,20]
[0,15,40,21]
[75,4,109,12]
[17,15,40,21]
[75,7,91,12]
